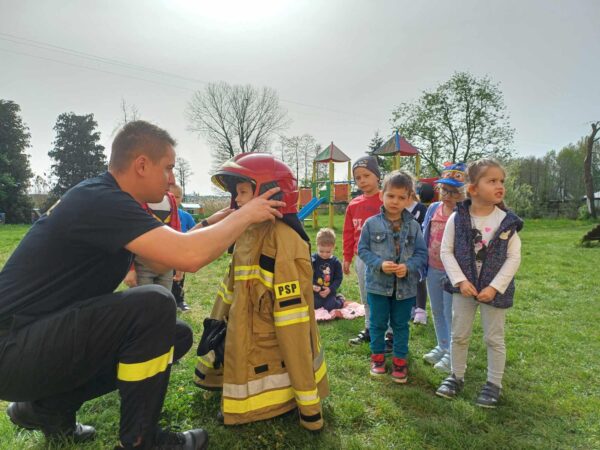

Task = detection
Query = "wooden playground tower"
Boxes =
[374,130,421,177]
[298,142,352,229]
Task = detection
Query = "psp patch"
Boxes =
[274,280,300,300]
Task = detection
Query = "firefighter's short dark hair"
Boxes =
[109,120,176,172]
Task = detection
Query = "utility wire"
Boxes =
[0,32,383,126]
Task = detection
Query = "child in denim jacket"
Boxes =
[358,171,427,383]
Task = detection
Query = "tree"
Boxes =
[48,113,106,198]
[391,72,515,175]
[187,82,289,169]
[112,98,140,135]
[0,100,33,223]
[31,173,50,195]
[279,134,318,185]
[175,156,193,196]
[584,121,599,218]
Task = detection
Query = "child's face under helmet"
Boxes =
[211,152,299,214]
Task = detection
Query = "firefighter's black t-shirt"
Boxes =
[0,172,164,328]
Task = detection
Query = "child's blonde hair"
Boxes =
[466,158,507,209]
[316,228,336,246]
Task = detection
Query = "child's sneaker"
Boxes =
[390,357,408,384]
[423,346,445,365]
[349,329,370,345]
[177,301,192,313]
[435,374,464,399]
[413,307,427,324]
[433,352,451,373]
[475,382,501,408]
[370,354,386,377]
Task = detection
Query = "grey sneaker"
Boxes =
[433,353,451,373]
[423,346,445,365]
[475,382,501,408]
[435,374,464,399]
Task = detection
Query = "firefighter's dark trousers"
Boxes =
[0,285,193,445]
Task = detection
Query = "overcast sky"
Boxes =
[1,0,599,193]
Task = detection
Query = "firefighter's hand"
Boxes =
[343,260,351,275]
[123,270,137,288]
[240,187,285,223]
[459,280,478,298]
[381,261,398,274]
[173,271,184,282]
[319,287,331,298]
[477,286,497,303]
[395,264,408,278]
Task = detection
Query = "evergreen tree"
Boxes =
[48,113,106,198]
[0,100,33,223]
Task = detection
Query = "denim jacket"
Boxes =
[358,208,428,300]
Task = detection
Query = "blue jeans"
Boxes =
[426,267,453,351]
[367,293,415,358]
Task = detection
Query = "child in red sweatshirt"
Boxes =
[343,156,383,345]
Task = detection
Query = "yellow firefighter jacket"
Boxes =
[194,219,329,430]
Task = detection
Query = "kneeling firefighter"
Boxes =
[194,153,329,431]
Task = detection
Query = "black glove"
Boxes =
[197,318,227,369]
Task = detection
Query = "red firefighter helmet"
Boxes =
[211,153,298,214]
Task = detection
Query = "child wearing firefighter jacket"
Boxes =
[194,153,329,431]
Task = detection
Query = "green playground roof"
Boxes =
[315,142,351,163]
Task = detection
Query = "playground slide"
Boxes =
[297,197,326,220]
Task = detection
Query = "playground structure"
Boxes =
[297,133,426,227]
[298,142,352,228]
[373,130,421,177]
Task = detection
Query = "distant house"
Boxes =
[582,191,600,212]
[181,202,204,216]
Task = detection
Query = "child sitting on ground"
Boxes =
[312,228,345,312]
[358,170,428,383]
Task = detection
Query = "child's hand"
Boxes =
[123,270,137,288]
[477,286,497,303]
[381,261,398,274]
[459,280,478,298]
[320,287,331,297]
[313,284,321,292]
[395,264,408,278]
[343,260,351,275]
[173,271,184,282]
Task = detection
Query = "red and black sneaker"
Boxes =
[391,357,408,384]
[370,354,386,377]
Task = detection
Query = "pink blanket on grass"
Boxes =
[314,301,365,321]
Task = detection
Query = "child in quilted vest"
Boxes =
[435,159,523,408]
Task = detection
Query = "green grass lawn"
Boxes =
[0,218,599,449]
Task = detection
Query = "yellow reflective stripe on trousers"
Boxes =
[294,387,320,406]
[117,346,174,382]
[273,305,309,327]
[315,359,327,383]
[223,386,294,414]
[197,355,214,369]
[217,282,233,305]
[223,372,291,399]
[234,265,274,288]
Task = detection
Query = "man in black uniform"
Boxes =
[0,121,285,449]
